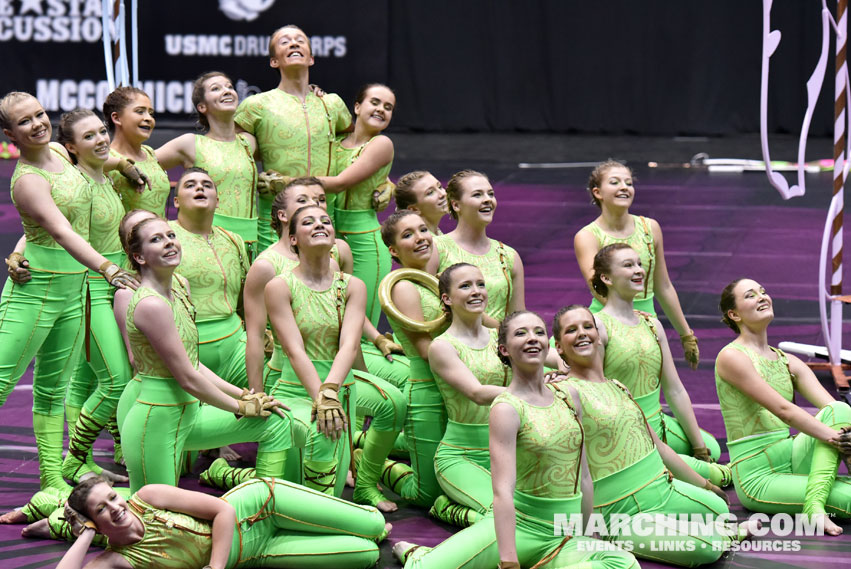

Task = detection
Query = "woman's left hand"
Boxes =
[372,178,395,212]
[99,262,139,290]
[680,332,699,370]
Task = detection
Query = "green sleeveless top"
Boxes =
[107,494,212,569]
[87,174,124,254]
[332,135,393,210]
[234,90,350,176]
[434,235,517,322]
[194,134,256,219]
[565,378,655,480]
[168,221,248,322]
[492,387,583,498]
[107,145,171,217]
[715,343,793,442]
[598,311,662,398]
[433,329,509,425]
[276,271,350,361]
[126,276,198,378]
[583,214,656,301]
[386,278,447,357]
[11,149,92,247]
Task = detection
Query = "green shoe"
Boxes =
[428,494,483,528]
[199,458,255,490]
[709,463,733,487]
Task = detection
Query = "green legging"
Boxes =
[362,339,410,390]
[257,195,276,253]
[271,359,356,497]
[0,244,87,490]
[594,450,734,567]
[435,420,492,514]
[121,374,292,492]
[197,315,250,389]
[382,357,447,507]
[335,208,392,328]
[403,491,638,569]
[729,400,851,516]
[63,252,133,482]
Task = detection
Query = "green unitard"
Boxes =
[402,387,638,569]
[107,145,171,217]
[120,277,292,492]
[431,329,510,513]
[382,277,449,507]
[194,134,259,254]
[564,378,734,567]
[234,89,351,251]
[103,478,385,569]
[63,173,133,483]
[332,135,393,328]
[716,343,851,517]
[584,215,656,314]
[168,221,250,388]
[434,236,518,323]
[597,311,720,477]
[0,150,91,490]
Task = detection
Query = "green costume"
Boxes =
[234,89,351,251]
[584,215,656,314]
[434,236,518,322]
[169,221,250,388]
[332,135,393,328]
[716,343,851,517]
[431,329,509,513]
[194,134,259,253]
[565,378,734,567]
[107,146,171,217]
[268,270,356,496]
[121,277,292,492]
[63,173,133,483]
[381,278,449,507]
[401,388,638,569]
[597,310,721,477]
[0,151,91,490]
[102,478,385,569]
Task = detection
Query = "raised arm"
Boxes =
[490,402,520,565]
[574,228,604,304]
[154,133,195,170]
[428,339,506,405]
[318,135,393,193]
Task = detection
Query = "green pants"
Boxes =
[213,212,258,260]
[335,208,392,328]
[435,421,492,514]
[353,369,406,433]
[122,374,292,492]
[594,450,732,567]
[729,401,851,516]
[362,339,410,390]
[590,296,655,315]
[405,491,638,569]
[256,195,276,254]
[197,315,250,389]
[223,477,385,569]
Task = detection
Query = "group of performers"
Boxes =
[0,22,850,569]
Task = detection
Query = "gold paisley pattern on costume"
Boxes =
[434,235,517,322]
[387,279,447,356]
[598,311,662,398]
[194,134,256,219]
[107,146,171,217]
[126,275,198,378]
[168,222,247,322]
[277,271,349,361]
[86,175,124,253]
[567,378,654,480]
[493,388,583,498]
[332,135,393,211]
[715,343,793,443]
[107,494,212,569]
[11,148,92,247]
[432,329,509,425]
[584,214,655,301]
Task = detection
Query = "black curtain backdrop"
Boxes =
[2,0,839,135]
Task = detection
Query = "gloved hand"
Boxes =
[692,446,715,463]
[63,503,97,536]
[373,332,404,361]
[258,170,292,198]
[98,261,139,290]
[311,382,347,440]
[6,251,31,284]
[703,479,729,505]
[372,178,395,212]
[116,157,152,193]
[236,391,283,418]
[498,562,521,569]
[680,331,700,370]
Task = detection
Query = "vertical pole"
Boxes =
[832,0,847,378]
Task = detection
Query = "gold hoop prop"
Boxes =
[378,268,447,334]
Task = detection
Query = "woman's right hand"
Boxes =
[6,252,31,284]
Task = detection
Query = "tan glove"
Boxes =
[680,331,699,370]
[373,332,404,359]
[372,178,395,212]
[703,478,729,505]
[6,251,31,284]
[63,503,97,536]
[692,446,715,463]
[258,170,292,198]
[499,562,521,569]
[311,382,347,440]
[99,261,139,290]
[263,329,275,358]
[116,157,152,193]
[236,391,277,418]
